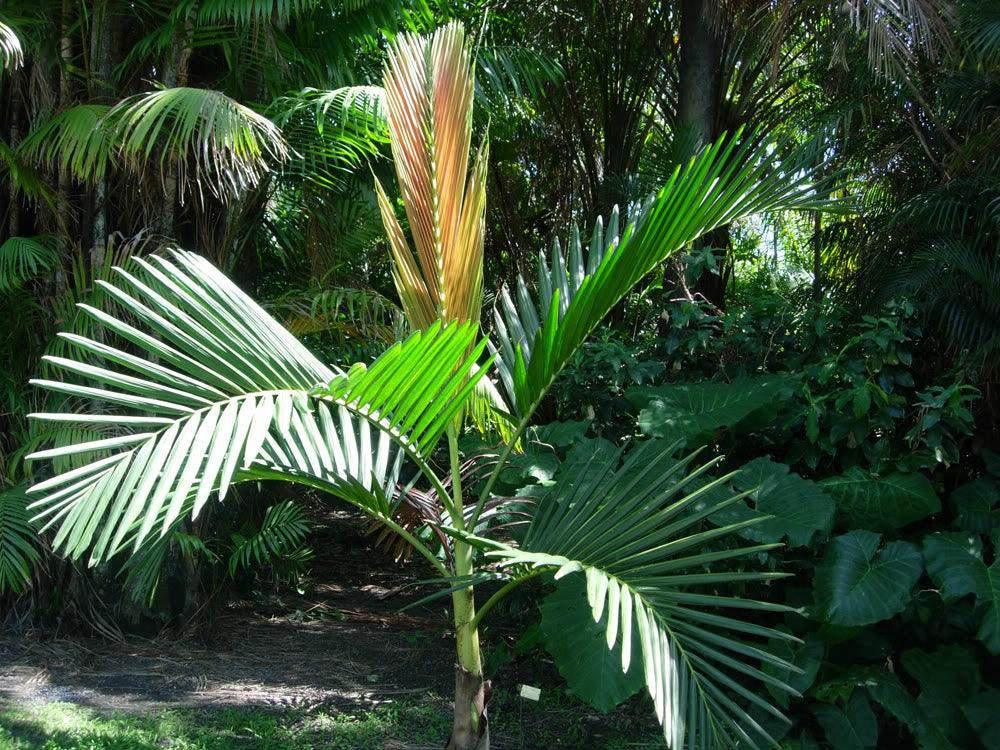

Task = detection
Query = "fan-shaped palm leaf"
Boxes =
[376,21,488,329]
[106,88,289,203]
[460,440,799,749]
[25,249,486,565]
[492,131,831,421]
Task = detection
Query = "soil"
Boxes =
[0,506,458,714]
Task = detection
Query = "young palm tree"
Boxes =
[25,22,830,750]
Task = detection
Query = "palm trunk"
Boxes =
[447,429,489,750]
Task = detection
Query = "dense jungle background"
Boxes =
[1,0,999,748]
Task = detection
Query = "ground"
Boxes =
[0,504,660,749]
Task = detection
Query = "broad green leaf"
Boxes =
[902,646,980,747]
[820,468,940,531]
[950,478,1000,533]
[630,377,792,446]
[813,691,877,750]
[962,689,1000,750]
[540,575,643,712]
[763,635,823,709]
[814,531,922,625]
[923,532,1000,653]
[866,671,957,750]
[726,458,834,548]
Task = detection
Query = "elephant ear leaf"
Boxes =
[814,531,923,626]
[630,377,792,446]
[924,532,1000,653]
[540,575,643,712]
[712,457,834,548]
[819,469,939,531]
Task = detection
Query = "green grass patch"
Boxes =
[0,692,661,749]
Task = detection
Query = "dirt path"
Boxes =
[0,506,456,714]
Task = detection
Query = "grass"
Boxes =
[0,693,662,749]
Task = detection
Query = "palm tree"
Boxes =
[24,22,831,750]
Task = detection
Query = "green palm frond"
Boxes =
[18,105,114,183]
[228,499,310,576]
[475,46,564,107]
[965,0,1000,62]
[467,441,798,749]
[107,88,289,203]
[0,141,57,207]
[24,249,395,561]
[0,236,60,293]
[268,285,405,342]
[493,131,830,421]
[0,18,23,71]
[0,485,40,594]
[25,250,487,563]
[270,86,388,189]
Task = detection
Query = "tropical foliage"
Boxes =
[1,1,998,750]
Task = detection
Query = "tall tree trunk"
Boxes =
[159,7,195,237]
[676,0,727,307]
[89,0,113,269]
[676,0,719,155]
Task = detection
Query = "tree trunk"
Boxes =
[89,0,113,269]
[448,540,489,750]
[676,0,727,308]
[159,7,195,237]
[676,0,719,155]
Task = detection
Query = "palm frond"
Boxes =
[0,18,23,71]
[107,88,289,203]
[475,46,564,107]
[0,485,40,594]
[0,236,60,293]
[845,0,956,78]
[493,131,831,420]
[18,105,114,183]
[270,86,388,190]
[24,249,395,562]
[376,20,487,329]
[228,499,310,576]
[25,250,488,563]
[467,441,798,749]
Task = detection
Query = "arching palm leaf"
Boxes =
[493,132,831,420]
[18,105,114,183]
[270,86,388,190]
[25,249,486,563]
[0,485,40,594]
[463,440,799,749]
[0,236,60,293]
[106,88,289,203]
[0,18,23,71]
